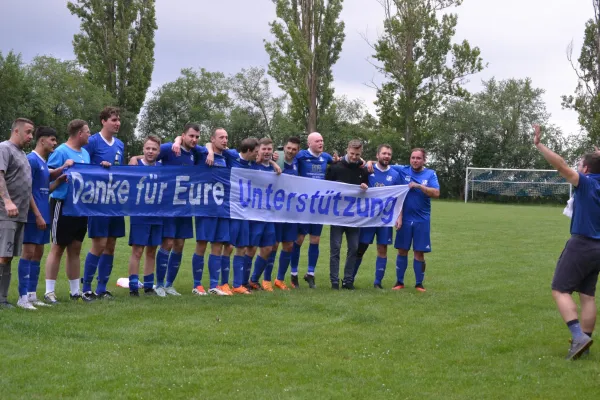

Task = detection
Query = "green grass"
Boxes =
[2,202,600,399]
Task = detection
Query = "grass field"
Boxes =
[1,201,600,399]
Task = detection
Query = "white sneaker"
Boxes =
[154,287,167,297]
[28,293,50,307]
[17,297,37,310]
[164,286,181,296]
[208,287,228,296]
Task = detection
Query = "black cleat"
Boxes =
[144,288,157,296]
[374,283,384,289]
[70,293,82,301]
[129,290,140,297]
[96,291,114,300]
[342,282,355,290]
[290,275,300,289]
[82,291,97,302]
[304,274,316,289]
[331,283,339,290]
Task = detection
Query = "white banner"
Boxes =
[229,168,409,227]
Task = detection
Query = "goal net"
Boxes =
[465,167,572,203]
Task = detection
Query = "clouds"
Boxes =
[0,0,593,134]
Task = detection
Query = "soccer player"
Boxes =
[292,132,334,288]
[273,137,301,290]
[353,144,404,289]
[81,106,125,299]
[128,135,163,297]
[534,124,598,359]
[247,138,278,292]
[390,148,440,292]
[0,118,34,309]
[17,127,68,309]
[44,119,91,303]
[325,140,369,290]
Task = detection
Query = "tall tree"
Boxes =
[67,0,157,146]
[372,0,484,148]
[0,51,32,135]
[264,0,345,133]
[562,1,600,143]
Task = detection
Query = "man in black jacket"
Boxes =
[325,140,369,290]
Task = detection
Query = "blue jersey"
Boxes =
[198,150,228,168]
[130,159,163,226]
[223,149,252,169]
[571,172,600,239]
[84,133,125,165]
[48,144,90,200]
[251,162,275,172]
[368,165,402,188]
[392,165,439,222]
[295,150,333,180]
[27,152,51,224]
[283,159,299,176]
[157,143,207,166]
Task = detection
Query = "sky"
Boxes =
[0,0,594,135]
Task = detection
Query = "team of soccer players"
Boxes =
[2,107,441,310]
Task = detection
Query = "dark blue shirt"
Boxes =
[295,150,333,180]
[223,149,252,169]
[84,133,125,165]
[27,152,50,224]
[157,143,207,166]
[283,159,299,176]
[571,172,600,239]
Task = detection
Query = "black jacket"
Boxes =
[325,158,369,186]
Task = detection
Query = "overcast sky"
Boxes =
[0,0,594,135]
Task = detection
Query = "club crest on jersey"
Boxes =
[422,180,428,186]
[405,176,411,182]
[386,175,392,182]
[312,164,322,173]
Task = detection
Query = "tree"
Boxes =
[264,0,345,133]
[562,1,600,143]
[372,0,484,148]
[26,56,116,140]
[0,51,32,136]
[67,0,157,147]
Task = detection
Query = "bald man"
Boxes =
[291,132,334,288]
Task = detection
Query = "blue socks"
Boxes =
[374,257,387,285]
[396,255,408,284]
[291,242,301,275]
[17,258,30,297]
[143,273,154,290]
[83,252,100,292]
[128,274,139,292]
[96,254,114,294]
[192,253,204,287]
[277,250,292,281]
[264,251,276,282]
[307,243,319,274]
[28,261,40,293]
[166,251,182,287]
[232,255,244,288]
[251,256,267,283]
[243,255,253,285]
[208,254,221,289]
[155,247,169,287]
[568,320,587,340]
[221,255,230,285]
[414,259,425,285]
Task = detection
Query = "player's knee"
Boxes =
[310,236,320,245]
[376,245,387,258]
[397,249,408,257]
[414,251,425,261]
[356,243,369,259]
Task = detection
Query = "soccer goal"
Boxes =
[464,167,572,203]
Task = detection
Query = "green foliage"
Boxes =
[373,0,484,148]
[264,0,345,132]
[68,0,157,148]
[0,51,32,136]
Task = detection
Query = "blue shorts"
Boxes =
[229,219,250,248]
[129,224,162,247]
[298,223,323,237]
[195,217,230,243]
[249,221,276,248]
[394,220,431,252]
[88,216,126,238]
[360,227,393,246]
[275,222,298,243]
[23,223,50,245]
[162,217,194,239]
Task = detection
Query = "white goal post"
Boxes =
[464,167,573,203]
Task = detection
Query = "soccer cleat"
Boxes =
[392,282,405,290]
[303,274,316,289]
[274,280,290,290]
[28,293,50,307]
[192,286,208,296]
[342,282,355,290]
[566,336,593,360]
[415,284,426,292]
[82,291,97,302]
[96,291,114,300]
[44,292,59,304]
[219,284,233,295]
[290,274,300,288]
[232,286,252,295]
[248,281,261,291]
[261,281,274,292]
[209,287,228,296]
[154,287,167,297]
[70,293,82,301]
[331,283,339,290]
[374,283,384,289]
[0,301,15,309]
[130,290,140,297]
[569,338,592,357]
[144,288,157,296]
[17,298,37,310]
[164,286,182,296]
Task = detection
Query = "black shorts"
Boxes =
[50,198,88,246]
[552,235,600,296]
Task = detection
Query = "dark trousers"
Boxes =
[329,225,360,285]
